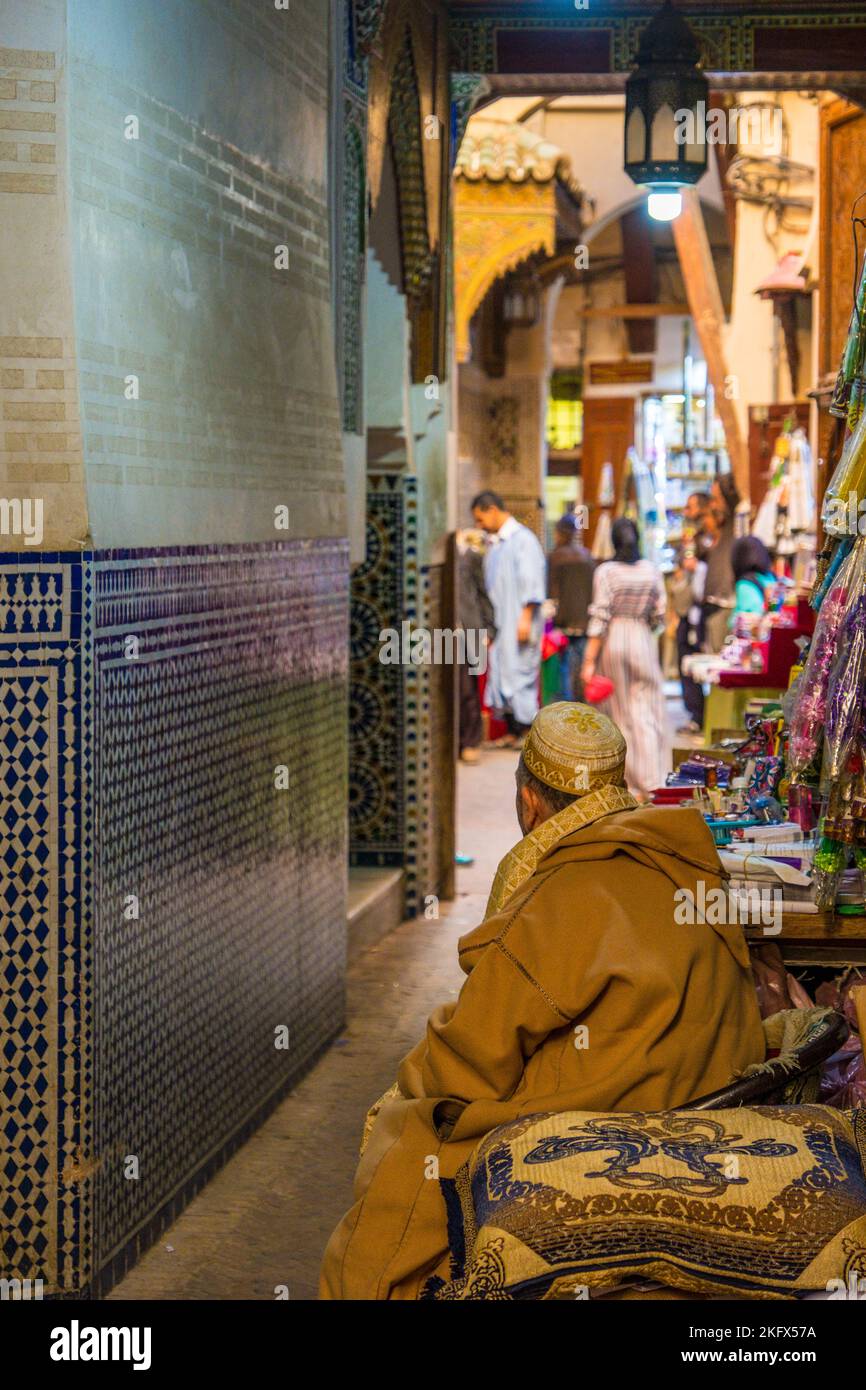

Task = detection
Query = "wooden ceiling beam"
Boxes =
[620,206,659,355]
[576,302,689,319]
[672,188,750,501]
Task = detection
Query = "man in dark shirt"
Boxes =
[672,491,711,733]
[457,531,496,763]
[547,514,596,701]
[704,474,740,653]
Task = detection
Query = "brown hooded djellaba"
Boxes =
[320,803,766,1300]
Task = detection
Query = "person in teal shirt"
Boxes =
[731,536,776,622]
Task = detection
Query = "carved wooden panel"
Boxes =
[582,397,635,546]
[816,99,866,523]
[819,100,866,382]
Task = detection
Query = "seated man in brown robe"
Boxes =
[320,703,765,1300]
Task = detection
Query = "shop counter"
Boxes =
[745,912,866,967]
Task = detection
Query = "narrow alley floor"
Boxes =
[109,749,521,1302]
[110,693,691,1302]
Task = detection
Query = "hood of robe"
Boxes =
[459,803,750,972]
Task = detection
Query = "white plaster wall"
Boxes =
[343,430,366,565]
[723,92,819,427]
[364,249,411,436]
[0,0,90,548]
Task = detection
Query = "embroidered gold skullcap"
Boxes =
[522,702,627,796]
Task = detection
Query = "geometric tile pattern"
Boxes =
[349,476,407,869]
[1,668,58,1281]
[415,560,456,915]
[90,541,349,1281]
[340,3,369,437]
[348,475,453,916]
[0,560,93,1292]
[1,540,348,1294]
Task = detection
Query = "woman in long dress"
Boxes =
[580,518,670,800]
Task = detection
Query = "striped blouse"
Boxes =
[587,559,666,637]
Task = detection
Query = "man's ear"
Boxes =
[519,782,546,832]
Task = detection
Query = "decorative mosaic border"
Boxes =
[340,2,370,435]
[448,8,866,75]
[348,473,451,916]
[350,475,407,867]
[0,556,94,1293]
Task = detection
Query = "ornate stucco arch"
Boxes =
[453,120,586,363]
[454,182,558,362]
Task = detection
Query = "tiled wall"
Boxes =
[1,540,348,1294]
[349,475,407,870]
[0,554,92,1291]
[457,365,546,538]
[349,473,454,916]
[1,2,355,1299]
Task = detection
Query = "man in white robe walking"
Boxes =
[472,491,546,746]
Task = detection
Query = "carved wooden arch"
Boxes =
[365,0,443,238]
[363,0,450,380]
[454,178,558,363]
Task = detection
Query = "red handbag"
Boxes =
[583,673,614,705]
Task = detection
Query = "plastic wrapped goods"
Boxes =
[788,540,863,779]
[825,596,866,783]
[822,409,866,536]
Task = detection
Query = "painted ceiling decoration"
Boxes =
[450,72,492,167]
[354,0,389,56]
[388,26,435,303]
[445,2,866,77]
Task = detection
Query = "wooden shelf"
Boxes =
[745,912,866,966]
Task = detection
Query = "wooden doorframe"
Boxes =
[819,98,866,381]
[581,395,636,545]
[816,98,866,526]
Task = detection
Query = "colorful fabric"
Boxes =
[424,1105,866,1301]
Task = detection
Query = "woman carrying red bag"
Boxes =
[581,518,670,801]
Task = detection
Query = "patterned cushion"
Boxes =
[423,1106,866,1301]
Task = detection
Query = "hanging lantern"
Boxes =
[624,0,709,221]
[502,273,541,330]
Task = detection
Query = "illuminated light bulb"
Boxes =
[647,189,683,222]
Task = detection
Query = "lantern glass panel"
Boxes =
[651,104,679,162]
[626,106,646,164]
[685,126,703,164]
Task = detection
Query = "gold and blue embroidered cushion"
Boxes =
[424,1105,866,1300]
